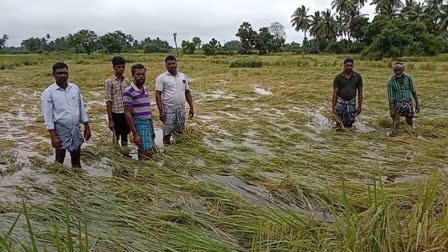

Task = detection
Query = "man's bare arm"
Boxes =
[357,86,363,115]
[124,106,142,146]
[185,90,194,118]
[332,87,339,113]
[156,91,165,123]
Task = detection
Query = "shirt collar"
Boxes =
[131,82,146,93]
[53,83,72,91]
[114,74,126,81]
[341,71,355,80]
[165,71,179,77]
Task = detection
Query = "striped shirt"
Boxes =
[387,73,416,103]
[122,83,152,120]
[104,75,131,113]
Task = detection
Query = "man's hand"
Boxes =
[133,134,143,146]
[84,125,92,141]
[108,119,114,131]
[51,135,62,149]
[189,108,195,119]
[159,113,166,124]
[356,106,362,116]
[415,104,420,114]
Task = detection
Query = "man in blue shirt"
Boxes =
[41,62,91,168]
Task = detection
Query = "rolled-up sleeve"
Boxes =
[79,92,89,123]
[41,90,55,130]
[104,80,112,103]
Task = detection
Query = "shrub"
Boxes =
[144,44,169,53]
[229,58,262,68]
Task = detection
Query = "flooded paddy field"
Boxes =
[1,54,448,251]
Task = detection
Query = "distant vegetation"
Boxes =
[0,0,447,59]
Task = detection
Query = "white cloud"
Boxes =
[1,0,378,47]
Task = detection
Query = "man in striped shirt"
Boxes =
[387,62,420,128]
[123,64,155,160]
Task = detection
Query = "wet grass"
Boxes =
[0,53,448,251]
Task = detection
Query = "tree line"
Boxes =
[0,0,447,59]
[0,30,172,55]
[290,0,448,58]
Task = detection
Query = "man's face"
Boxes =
[344,62,354,72]
[53,67,69,85]
[166,59,177,73]
[113,64,125,76]
[133,68,146,85]
[393,66,404,77]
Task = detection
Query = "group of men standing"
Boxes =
[332,58,420,129]
[42,55,194,167]
[41,56,420,169]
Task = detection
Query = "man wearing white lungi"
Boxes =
[155,55,195,145]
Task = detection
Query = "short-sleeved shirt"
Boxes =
[333,71,363,101]
[122,83,152,120]
[104,75,131,114]
[387,73,416,103]
[155,71,190,108]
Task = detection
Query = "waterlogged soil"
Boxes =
[195,173,335,222]
[0,86,167,203]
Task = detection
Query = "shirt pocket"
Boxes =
[70,93,80,108]
[179,80,186,92]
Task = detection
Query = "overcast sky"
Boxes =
[1,0,378,47]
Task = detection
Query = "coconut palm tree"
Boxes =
[331,0,356,15]
[291,5,311,42]
[371,0,404,17]
[336,14,349,39]
[401,0,425,21]
[309,11,322,38]
[311,9,339,40]
[437,4,448,31]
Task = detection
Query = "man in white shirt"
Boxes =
[155,55,194,145]
[41,62,91,168]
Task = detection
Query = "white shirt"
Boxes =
[155,71,190,108]
[41,83,89,130]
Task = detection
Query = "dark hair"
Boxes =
[131,64,146,75]
[165,55,177,63]
[52,62,68,73]
[112,56,126,66]
[344,57,354,65]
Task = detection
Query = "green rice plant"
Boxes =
[230,58,262,68]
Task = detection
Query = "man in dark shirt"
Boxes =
[332,58,364,128]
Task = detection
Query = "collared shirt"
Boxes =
[387,73,416,103]
[41,83,89,130]
[333,71,363,101]
[155,71,190,108]
[122,83,152,120]
[104,75,131,113]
